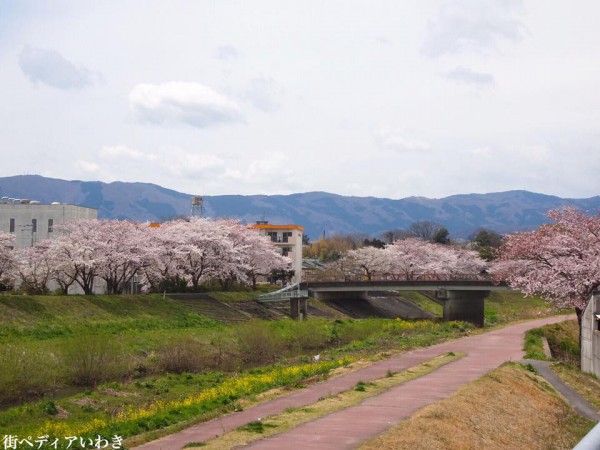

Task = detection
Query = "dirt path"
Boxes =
[134,315,573,450]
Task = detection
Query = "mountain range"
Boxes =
[2,175,599,239]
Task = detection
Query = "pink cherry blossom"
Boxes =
[493,206,600,315]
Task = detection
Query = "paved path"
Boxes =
[134,315,573,450]
[524,359,600,422]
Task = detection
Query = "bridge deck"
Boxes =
[300,280,510,292]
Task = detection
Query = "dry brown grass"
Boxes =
[361,364,593,450]
[551,363,600,410]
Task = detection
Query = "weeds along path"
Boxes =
[134,315,574,450]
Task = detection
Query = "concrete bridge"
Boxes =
[257,278,510,327]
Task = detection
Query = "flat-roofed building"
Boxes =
[0,199,97,249]
[250,221,304,283]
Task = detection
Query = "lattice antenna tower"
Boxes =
[190,196,204,217]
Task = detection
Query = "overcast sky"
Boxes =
[1,1,599,199]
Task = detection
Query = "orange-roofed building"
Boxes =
[250,221,304,283]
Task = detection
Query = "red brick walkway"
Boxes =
[134,315,573,450]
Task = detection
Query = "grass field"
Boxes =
[0,290,566,447]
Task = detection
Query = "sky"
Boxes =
[1,0,600,199]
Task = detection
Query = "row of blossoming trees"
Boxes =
[0,205,598,326]
[317,238,487,282]
[0,218,290,294]
[314,206,599,325]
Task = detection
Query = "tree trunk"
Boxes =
[575,306,584,355]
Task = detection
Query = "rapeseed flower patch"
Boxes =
[33,358,353,440]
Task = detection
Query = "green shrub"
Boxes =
[355,381,367,392]
[157,336,211,374]
[524,329,548,360]
[544,321,580,366]
[0,344,58,404]
[282,319,331,352]
[234,321,285,366]
[333,319,381,344]
[59,334,130,386]
[207,333,240,371]
[43,400,58,415]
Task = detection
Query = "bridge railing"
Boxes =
[301,272,492,283]
[256,283,309,303]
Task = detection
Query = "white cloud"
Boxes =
[74,160,101,174]
[374,129,430,153]
[422,0,525,57]
[237,77,284,112]
[18,46,96,89]
[441,66,494,87]
[128,81,244,128]
[219,152,299,192]
[100,145,154,161]
[160,147,225,178]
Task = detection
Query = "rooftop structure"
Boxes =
[0,199,97,248]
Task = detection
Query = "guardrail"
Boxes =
[574,421,600,450]
[256,290,310,303]
[301,272,493,283]
[256,283,309,303]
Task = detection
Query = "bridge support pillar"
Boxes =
[437,289,490,327]
[290,298,309,320]
[290,298,299,319]
[300,298,308,320]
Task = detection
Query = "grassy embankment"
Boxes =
[362,313,591,450]
[524,318,600,412]
[0,290,562,447]
[402,290,562,325]
[360,363,594,450]
[0,294,473,448]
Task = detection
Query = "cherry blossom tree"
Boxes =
[385,238,438,280]
[386,238,485,280]
[343,246,389,281]
[493,206,600,323]
[92,220,151,294]
[14,242,53,294]
[332,238,485,281]
[45,237,78,294]
[146,218,240,291]
[52,220,101,294]
[139,222,186,292]
[0,231,15,289]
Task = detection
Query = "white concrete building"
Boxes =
[0,199,97,249]
[250,221,304,283]
[581,292,600,377]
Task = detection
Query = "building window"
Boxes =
[9,219,14,233]
[31,219,37,233]
[282,232,292,243]
[48,219,54,233]
[282,246,292,256]
[268,231,278,242]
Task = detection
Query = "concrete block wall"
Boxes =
[581,293,600,377]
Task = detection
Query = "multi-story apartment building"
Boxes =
[0,198,97,249]
[250,221,304,283]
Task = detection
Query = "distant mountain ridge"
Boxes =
[2,175,600,239]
